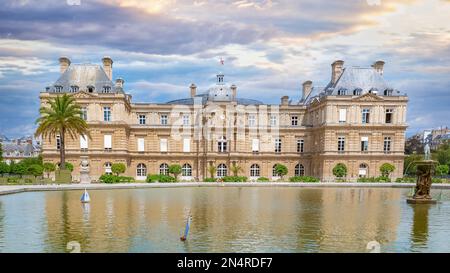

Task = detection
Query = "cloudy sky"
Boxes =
[0,0,449,137]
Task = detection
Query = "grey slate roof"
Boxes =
[166,94,264,105]
[51,64,121,93]
[2,143,34,156]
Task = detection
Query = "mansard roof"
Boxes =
[52,64,121,93]
[326,66,391,94]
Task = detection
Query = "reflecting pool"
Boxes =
[0,187,449,252]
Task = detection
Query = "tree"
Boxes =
[169,164,182,180]
[43,162,56,178]
[231,164,242,176]
[0,162,10,176]
[380,163,395,177]
[65,162,74,172]
[207,165,216,178]
[28,164,43,178]
[434,144,450,166]
[11,162,27,178]
[435,164,449,176]
[404,134,424,155]
[404,154,423,175]
[274,164,288,180]
[35,94,89,170]
[333,163,347,178]
[111,163,126,176]
[0,143,3,161]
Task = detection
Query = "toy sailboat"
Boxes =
[80,189,91,203]
[180,214,192,241]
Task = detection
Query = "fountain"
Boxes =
[406,142,438,204]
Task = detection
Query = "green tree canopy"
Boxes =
[11,162,27,178]
[333,163,347,178]
[43,162,56,178]
[208,165,216,178]
[169,164,182,180]
[0,162,10,176]
[0,143,3,161]
[35,94,89,170]
[28,164,44,178]
[274,164,288,179]
[435,164,449,176]
[231,164,242,177]
[111,163,126,176]
[64,162,74,172]
[380,163,395,177]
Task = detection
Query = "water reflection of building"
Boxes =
[42,188,402,252]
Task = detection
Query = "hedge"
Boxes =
[99,174,134,183]
[146,174,176,183]
[289,176,320,182]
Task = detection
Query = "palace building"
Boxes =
[39,57,408,182]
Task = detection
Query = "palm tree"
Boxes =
[231,164,242,176]
[35,94,89,170]
[208,165,217,178]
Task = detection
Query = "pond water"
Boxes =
[0,187,449,253]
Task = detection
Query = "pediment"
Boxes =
[72,91,97,99]
[352,93,384,102]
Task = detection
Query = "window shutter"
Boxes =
[339,109,347,122]
[252,139,259,152]
[104,135,112,149]
[138,138,145,152]
[160,138,168,152]
[183,138,190,152]
[80,135,88,149]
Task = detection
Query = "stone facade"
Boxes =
[39,57,408,182]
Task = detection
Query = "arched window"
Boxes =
[87,85,95,93]
[137,163,147,177]
[217,164,227,177]
[250,164,260,177]
[359,163,368,178]
[159,163,169,175]
[295,164,305,176]
[182,163,192,177]
[218,136,227,152]
[104,162,112,174]
[272,164,279,177]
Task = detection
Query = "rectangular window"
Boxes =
[275,138,282,153]
[137,138,145,152]
[56,135,61,150]
[252,139,259,152]
[103,107,111,122]
[361,136,368,152]
[80,134,88,150]
[183,138,190,152]
[183,115,190,126]
[338,137,345,152]
[339,109,347,123]
[248,115,256,126]
[81,107,88,121]
[270,115,277,126]
[160,114,168,125]
[362,109,370,124]
[104,135,112,151]
[384,137,392,153]
[297,139,304,153]
[138,114,146,125]
[385,109,393,124]
[160,138,168,152]
[291,116,298,126]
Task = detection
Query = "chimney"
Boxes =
[281,96,289,106]
[190,83,197,97]
[59,56,71,74]
[115,77,124,88]
[372,60,385,76]
[302,80,313,100]
[231,84,237,98]
[331,60,344,84]
[102,56,113,80]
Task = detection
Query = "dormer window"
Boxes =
[54,85,63,93]
[337,88,347,95]
[87,86,95,93]
[369,88,378,94]
[353,88,362,96]
[102,86,111,93]
[384,89,393,96]
[70,85,79,93]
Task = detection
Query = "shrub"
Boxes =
[435,165,449,176]
[395,177,416,183]
[146,174,176,183]
[357,176,391,182]
[7,177,19,184]
[257,177,270,182]
[65,162,74,172]
[204,178,217,182]
[289,176,320,182]
[333,163,347,178]
[0,162,10,176]
[207,165,216,179]
[43,162,56,178]
[380,163,395,177]
[111,163,126,176]
[28,164,43,178]
[11,162,27,178]
[222,176,248,182]
[432,178,444,184]
[99,174,134,183]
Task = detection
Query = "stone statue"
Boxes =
[413,164,433,199]
[424,143,431,161]
[79,158,91,184]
